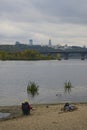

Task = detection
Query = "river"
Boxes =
[0,60,87,106]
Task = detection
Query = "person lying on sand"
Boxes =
[64,103,74,111]
[61,103,77,112]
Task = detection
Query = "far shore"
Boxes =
[0,103,87,130]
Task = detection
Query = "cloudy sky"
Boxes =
[0,0,87,46]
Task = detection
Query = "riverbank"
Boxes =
[0,103,87,130]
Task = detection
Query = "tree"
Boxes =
[57,53,62,60]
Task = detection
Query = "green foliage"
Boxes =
[64,80,73,94]
[0,49,54,60]
[57,53,62,60]
[27,81,39,97]
[0,44,87,59]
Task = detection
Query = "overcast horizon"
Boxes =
[0,0,87,47]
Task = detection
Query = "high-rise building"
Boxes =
[29,39,33,45]
[49,39,52,46]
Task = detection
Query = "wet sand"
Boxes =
[0,103,87,130]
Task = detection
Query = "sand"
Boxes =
[0,103,87,130]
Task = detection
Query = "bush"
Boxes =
[27,81,39,97]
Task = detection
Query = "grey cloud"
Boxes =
[1,0,87,24]
[0,0,87,46]
[0,0,40,23]
[30,0,87,24]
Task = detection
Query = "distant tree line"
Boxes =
[0,50,54,60]
[0,44,87,60]
[0,44,56,53]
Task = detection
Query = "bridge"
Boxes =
[40,50,87,60]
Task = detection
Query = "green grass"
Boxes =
[27,81,39,97]
[64,80,73,94]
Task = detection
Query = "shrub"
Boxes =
[27,81,39,97]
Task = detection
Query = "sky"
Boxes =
[0,0,87,46]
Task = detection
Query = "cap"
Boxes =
[24,99,28,103]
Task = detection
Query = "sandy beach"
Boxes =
[0,103,87,130]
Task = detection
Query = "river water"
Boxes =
[0,60,87,106]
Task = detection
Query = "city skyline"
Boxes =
[0,0,87,47]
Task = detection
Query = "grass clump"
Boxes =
[64,80,73,94]
[27,81,39,97]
